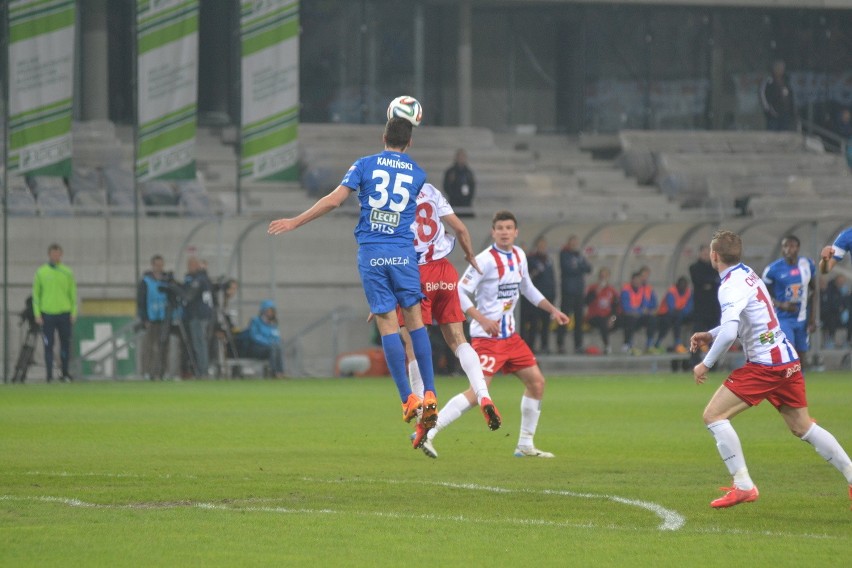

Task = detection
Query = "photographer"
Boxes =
[137,254,171,379]
[182,256,214,377]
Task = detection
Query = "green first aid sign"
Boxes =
[75,316,137,378]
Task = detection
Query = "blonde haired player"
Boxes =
[420,210,570,458]
[691,230,852,509]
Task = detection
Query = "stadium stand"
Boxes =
[617,130,852,214]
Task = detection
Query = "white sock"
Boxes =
[707,419,754,490]
[518,396,541,449]
[427,393,474,440]
[408,360,424,397]
[455,343,490,403]
[801,423,852,484]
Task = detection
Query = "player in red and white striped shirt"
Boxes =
[422,210,570,458]
[691,230,852,509]
[396,184,501,452]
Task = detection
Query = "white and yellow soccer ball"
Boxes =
[386,95,423,126]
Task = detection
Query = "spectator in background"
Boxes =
[820,274,847,349]
[759,59,797,132]
[833,108,852,170]
[182,256,214,377]
[32,243,77,383]
[137,254,170,380]
[689,244,721,365]
[656,276,694,352]
[236,299,285,378]
[584,267,619,354]
[556,235,592,354]
[443,148,476,217]
[620,271,658,355]
[524,236,556,354]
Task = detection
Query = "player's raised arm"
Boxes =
[442,213,482,274]
[268,185,351,235]
[819,245,836,274]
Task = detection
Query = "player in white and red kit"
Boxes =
[691,230,852,509]
[396,184,501,452]
[422,210,570,458]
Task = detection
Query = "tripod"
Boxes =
[161,294,199,378]
[12,308,41,383]
[211,307,239,378]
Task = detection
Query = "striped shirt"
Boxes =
[410,183,455,265]
[459,244,545,339]
[719,263,798,365]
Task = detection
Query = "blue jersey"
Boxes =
[341,150,427,246]
[761,257,814,323]
[830,227,852,263]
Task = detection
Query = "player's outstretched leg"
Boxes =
[799,421,852,508]
[480,397,502,431]
[452,341,500,430]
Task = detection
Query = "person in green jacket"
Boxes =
[32,243,77,382]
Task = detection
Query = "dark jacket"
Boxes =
[689,259,720,323]
[528,251,556,301]
[559,249,592,297]
[443,164,475,210]
[183,269,213,321]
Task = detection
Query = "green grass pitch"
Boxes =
[2,372,850,566]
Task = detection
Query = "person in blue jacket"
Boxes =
[236,299,284,378]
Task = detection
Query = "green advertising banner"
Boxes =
[7,0,75,177]
[75,316,137,379]
[135,0,198,181]
[240,0,299,182]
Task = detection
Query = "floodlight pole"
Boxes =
[132,2,140,285]
[2,1,9,381]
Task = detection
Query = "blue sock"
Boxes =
[408,326,435,394]
[381,333,411,402]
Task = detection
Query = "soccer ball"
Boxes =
[386,96,423,126]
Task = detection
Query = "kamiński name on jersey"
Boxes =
[459,245,545,339]
[341,150,427,246]
[719,263,798,365]
[410,183,456,265]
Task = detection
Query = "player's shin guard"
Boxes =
[456,342,489,402]
[518,396,542,448]
[408,360,424,398]
[707,419,753,489]
[408,326,436,394]
[801,423,852,483]
[381,333,412,401]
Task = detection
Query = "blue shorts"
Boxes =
[357,245,423,314]
[779,318,809,353]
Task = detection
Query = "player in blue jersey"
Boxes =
[761,235,816,360]
[820,226,852,275]
[268,117,439,431]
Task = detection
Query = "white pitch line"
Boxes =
[304,477,686,532]
[0,493,839,540]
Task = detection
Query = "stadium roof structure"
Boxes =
[426,0,852,10]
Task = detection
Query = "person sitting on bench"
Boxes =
[235,299,285,378]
